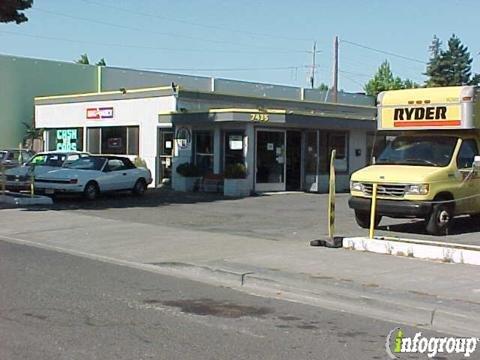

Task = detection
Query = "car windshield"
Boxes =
[26,153,67,167]
[376,136,458,167]
[0,152,6,161]
[65,157,106,171]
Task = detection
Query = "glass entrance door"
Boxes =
[157,128,174,186]
[255,129,286,192]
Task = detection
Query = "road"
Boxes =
[0,240,449,360]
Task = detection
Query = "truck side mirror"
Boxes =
[473,155,480,169]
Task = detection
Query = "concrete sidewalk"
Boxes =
[1,208,479,336]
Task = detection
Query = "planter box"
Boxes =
[224,178,250,197]
[174,176,200,192]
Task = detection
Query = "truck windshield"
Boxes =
[376,136,457,167]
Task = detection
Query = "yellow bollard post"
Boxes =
[328,149,336,240]
[369,183,378,239]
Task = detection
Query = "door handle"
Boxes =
[122,173,127,176]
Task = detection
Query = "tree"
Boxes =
[364,60,414,97]
[22,121,43,150]
[0,0,32,24]
[96,58,107,66]
[317,83,330,91]
[75,54,107,66]
[425,34,476,87]
[75,54,90,65]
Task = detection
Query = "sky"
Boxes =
[1,0,479,93]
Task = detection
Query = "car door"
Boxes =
[456,139,480,214]
[119,158,139,189]
[102,158,129,191]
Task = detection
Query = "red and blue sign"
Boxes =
[86,107,114,120]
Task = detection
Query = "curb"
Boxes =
[1,234,479,337]
[343,236,480,266]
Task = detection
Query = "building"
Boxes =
[35,67,376,193]
[0,54,98,148]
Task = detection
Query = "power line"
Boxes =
[0,30,305,54]
[31,7,307,54]
[79,0,315,42]
[143,66,303,72]
[341,39,426,64]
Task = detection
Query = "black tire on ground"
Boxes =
[470,213,480,224]
[132,178,147,196]
[425,203,453,236]
[354,210,382,229]
[83,181,99,201]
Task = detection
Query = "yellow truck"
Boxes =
[349,86,480,235]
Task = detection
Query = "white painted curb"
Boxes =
[0,193,53,206]
[343,236,480,266]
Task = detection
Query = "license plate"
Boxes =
[45,189,55,195]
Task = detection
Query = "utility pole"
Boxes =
[310,41,317,89]
[332,36,339,102]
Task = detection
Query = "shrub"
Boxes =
[133,157,148,169]
[176,162,201,177]
[224,163,247,179]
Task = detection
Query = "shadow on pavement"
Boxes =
[22,187,236,212]
[378,215,480,237]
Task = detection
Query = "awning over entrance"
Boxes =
[159,109,376,130]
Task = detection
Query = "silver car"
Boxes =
[3,151,88,192]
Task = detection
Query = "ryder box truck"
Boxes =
[349,86,480,235]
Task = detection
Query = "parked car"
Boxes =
[4,151,88,192]
[34,155,152,200]
[0,149,35,170]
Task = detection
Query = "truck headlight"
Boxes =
[350,181,363,192]
[405,184,429,195]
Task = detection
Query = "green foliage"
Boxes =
[364,61,415,97]
[133,157,147,169]
[22,121,43,150]
[425,34,476,87]
[75,54,107,66]
[176,163,201,177]
[76,54,90,65]
[317,83,330,91]
[0,0,32,24]
[224,163,247,179]
[96,58,107,66]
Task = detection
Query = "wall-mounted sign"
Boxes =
[87,107,114,120]
[175,127,191,150]
[56,129,78,151]
[107,137,122,149]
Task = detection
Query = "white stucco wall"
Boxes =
[35,95,176,186]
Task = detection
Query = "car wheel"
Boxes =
[83,181,99,201]
[132,179,147,196]
[425,203,453,235]
[354,210,382,229]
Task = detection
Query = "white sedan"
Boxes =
[35,155,152,200]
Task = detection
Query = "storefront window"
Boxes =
[319,131,348,173]
[224,131,245,169]
[47,128,83,151]
[304,131,318,190]
[87,128,100,154]
[87,126,139,155]
[194,131,214,174]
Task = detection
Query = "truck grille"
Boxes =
[362,183,406,198]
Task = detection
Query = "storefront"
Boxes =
[35,78,376,193]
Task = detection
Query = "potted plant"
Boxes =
[174,162,201,192]
[223,163,250,197]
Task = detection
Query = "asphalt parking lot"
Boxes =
[43,187,480,246]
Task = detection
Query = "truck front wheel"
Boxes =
[425,203,453,236]
[354,210,382,229]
